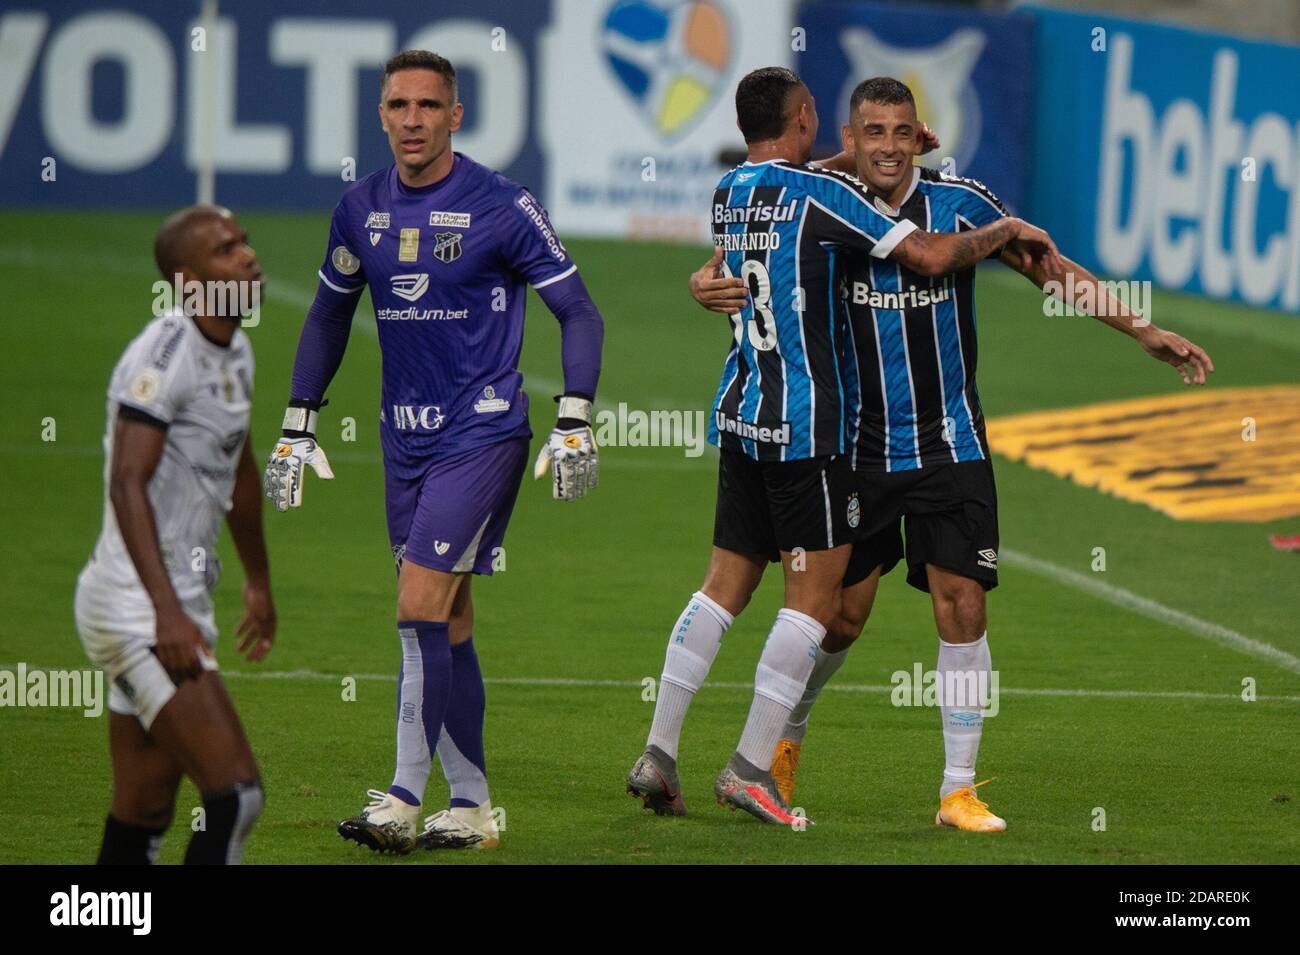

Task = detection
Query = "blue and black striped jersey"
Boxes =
[840,167,1009,472]
[707,160,918,462]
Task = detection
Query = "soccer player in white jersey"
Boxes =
[75,206,275,864]
[264,51,604,854]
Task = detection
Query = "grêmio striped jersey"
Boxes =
[706,160,918,462]
[840,166,1009,473]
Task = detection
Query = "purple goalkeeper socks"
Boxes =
[389,620,452,806]
[438,637,490,808]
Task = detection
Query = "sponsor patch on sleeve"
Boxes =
[515,192,567,261]
[128,368,162,403]
[332,246,360,275]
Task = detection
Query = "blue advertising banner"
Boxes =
[0,0,548,209]
[795,0,1034,213]
[1026,7,1300,312]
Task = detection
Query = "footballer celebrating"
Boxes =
[626,67,1061,826]
[75,206,273,864]
[692,77,1214,831]
[265,51,604,853]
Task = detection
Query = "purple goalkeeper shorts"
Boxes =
[385,437,530,576]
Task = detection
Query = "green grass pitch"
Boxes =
[0,210,1296,864]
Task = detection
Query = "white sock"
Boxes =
[736,609,825,771]
[646,591,733,761]
[781,645,850,744]
[938,632,992,798]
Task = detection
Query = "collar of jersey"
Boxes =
[897,166,921,208]
[164,307,238,352]
[393,152,464,197]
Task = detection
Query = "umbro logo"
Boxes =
[977,548,998,570]
[735,171,756,183]
[433,541,451,556]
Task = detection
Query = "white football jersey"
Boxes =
[82,310,254,604]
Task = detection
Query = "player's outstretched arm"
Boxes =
[1003,250,1215,385]
[532,271,604,501]
[689,245,749,314]
[891,217,1064,279]
[228,434,275,661]
[264,280,357,511]
[109,416,209,678]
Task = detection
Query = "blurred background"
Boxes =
[3,0,1300,312]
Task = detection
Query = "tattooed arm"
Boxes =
[890,217,1063,279]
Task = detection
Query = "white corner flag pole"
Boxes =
[195,0,219,205]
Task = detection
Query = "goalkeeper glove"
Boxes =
[533,394,599,501]
[264,401,334,512]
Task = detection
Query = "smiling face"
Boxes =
[842,97,920,203]
[379,68,463,186]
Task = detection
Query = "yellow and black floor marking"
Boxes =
[987,385,1300,522]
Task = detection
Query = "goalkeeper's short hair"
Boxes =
[382,49,457,101]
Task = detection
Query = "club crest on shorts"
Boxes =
[433,232,462,263]
[846,491,861,529]
[434,540,451,556]
[391,542,405,570]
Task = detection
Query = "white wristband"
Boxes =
[557,396,592,424]
[282,406,319,434]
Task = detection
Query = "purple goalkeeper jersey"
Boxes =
[315,153,578,476]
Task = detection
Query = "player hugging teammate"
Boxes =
[627,67,1062,828]
[668,70,1213,833]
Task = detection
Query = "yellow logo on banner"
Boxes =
[987,385,1300,522]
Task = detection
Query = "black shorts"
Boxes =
[843,459,999,592]
[713,449,859,563]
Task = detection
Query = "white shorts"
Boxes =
[74,568,219,731]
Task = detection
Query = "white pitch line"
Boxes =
[1000,548,1300,675]
[2,664,1294,702]
[207,669,1297,703]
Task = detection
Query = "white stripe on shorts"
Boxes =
[821,469,833,548]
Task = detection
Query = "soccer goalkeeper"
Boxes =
[265,50,604,854]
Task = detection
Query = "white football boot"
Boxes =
[415,802,500,851]
[337,789,421,854]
